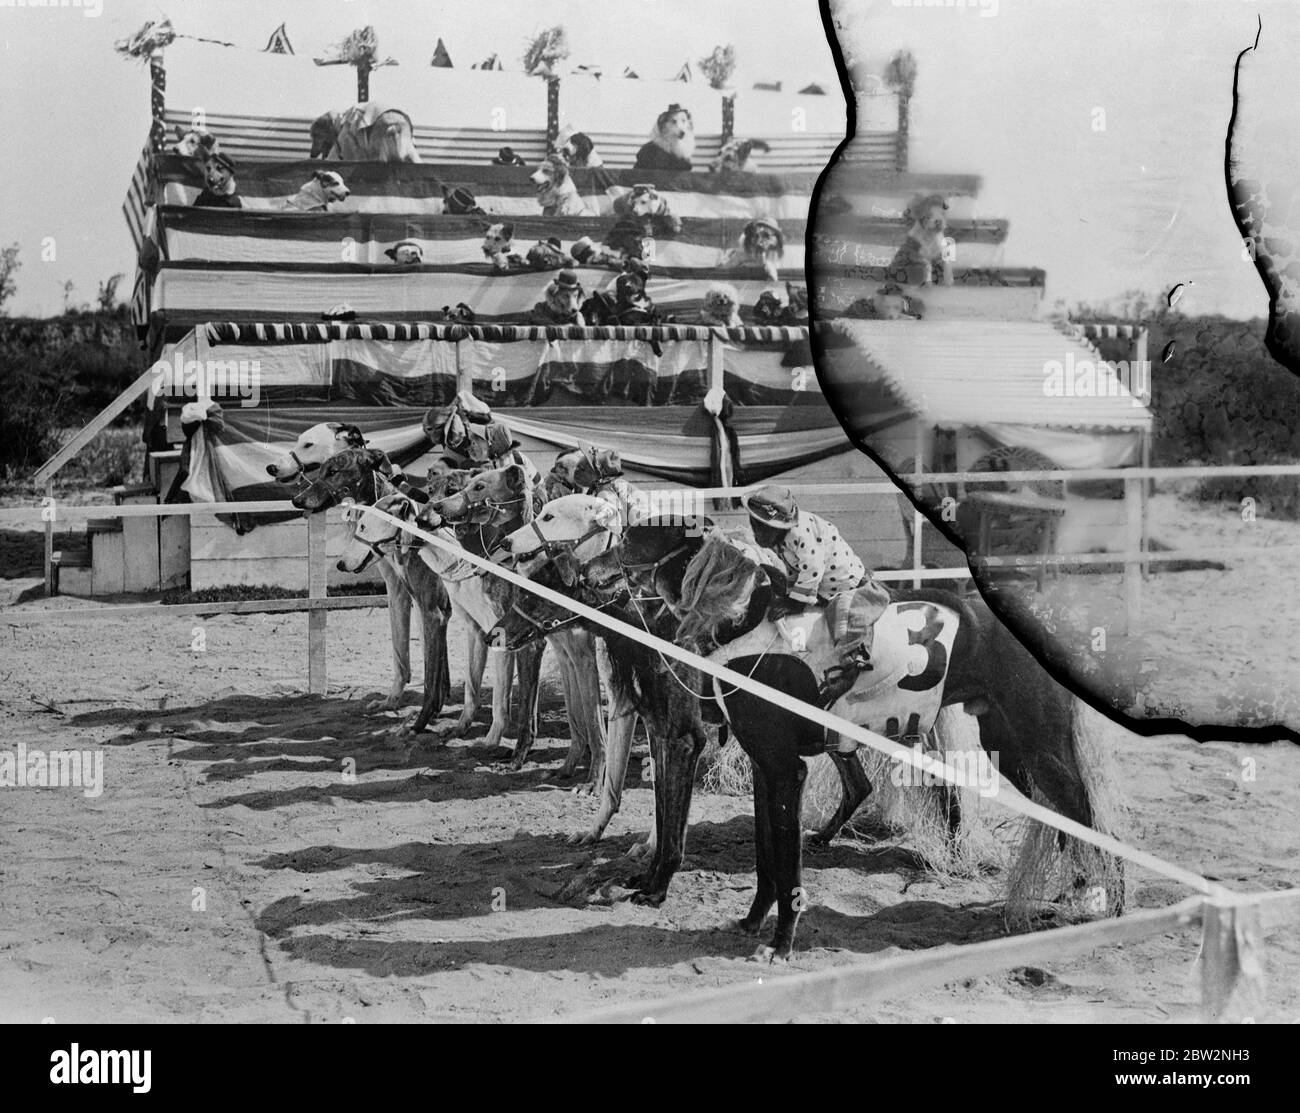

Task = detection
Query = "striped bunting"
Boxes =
[203,321,810,345]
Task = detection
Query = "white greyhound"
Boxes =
[344,493,609,786]
[268,423,418,714]
[500,494,650,850]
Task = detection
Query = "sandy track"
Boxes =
[1,574,1298,1023]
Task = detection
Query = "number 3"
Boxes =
[895,603,948,692]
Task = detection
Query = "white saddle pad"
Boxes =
[707,601,962,748]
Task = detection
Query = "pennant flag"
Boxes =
[431,38,452,67]
[673,61,692,82]
[622,66,639,79]
[472,53,502,71]
[798,82,826,95]
[264,23,293,54]
[754,80,782,92]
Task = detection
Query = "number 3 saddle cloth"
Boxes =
[706,600,962,752]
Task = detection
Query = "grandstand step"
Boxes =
[87,517,123,535]
[54,560,93,598]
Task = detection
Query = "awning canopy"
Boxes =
[830,318,1152,433]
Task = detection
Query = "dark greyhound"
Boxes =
[497,517,1122,961]
[292,447,453,735]
[495,548,712,905]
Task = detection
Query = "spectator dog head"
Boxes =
[530,153,585,216]
[202,153,238,197]
[700,283,743,328]
[482,222,516,270]
[173,126,219,160]
[651,103,695,163]
[613,184,682,236]
[533,269,587,325]
[385,240,424,265]
[280,169,351,211]
[710,138,771,174]
[555,126,603,168]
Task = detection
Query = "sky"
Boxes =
[0,0,1292,321]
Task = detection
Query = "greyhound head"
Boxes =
[291,446,391,512]
[428,462,530,526]
[268,423,366,484]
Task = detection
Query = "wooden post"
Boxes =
[148,54,167,154]
[911,422,925,588]
[357,61,370,104]
[455,338,473,397]
[306,512,328,695]
[1123,474,1142,633]
[1200,899,1266,1023]
[895,91,910,173]
[43,480,55,597]
[722,94,735,142]
[1135,326,1152,579]
[707,333,725,395]
[546,77,561,147]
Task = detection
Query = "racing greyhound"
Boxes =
[291,447,453,734]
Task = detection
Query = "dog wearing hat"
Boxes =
[482,223,522,272]
[492,147,527,166]
[278,169,352,212]
[385,240,424,265]
[710,137,772,174]
[309,102,420,162]
[612,184,682,237]
[529,153,589,217]
[723,219,785,283]
[525,237,571,271]
[193,153,242,208]
[634,104,695,172]
[530,269,587,326]
[888,193,954,287]
[699,283,743,328]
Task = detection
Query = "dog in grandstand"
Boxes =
[193,153,241,209]
[172,126,219,160]
[722,218,785,283]
[569,235,622,270]
[309,102,421,162]
[278,170,352,212]
[385,240,424,265]
[710,137,771,174]
[481,223,523,272]
[888,193,954,287]
[530,269,587,326]
[634,103,695,172]
[613,184,682,237]
[530,153,590,216]
[554,125,604,168]
[525,238,571,271]
[699,283,743,328]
